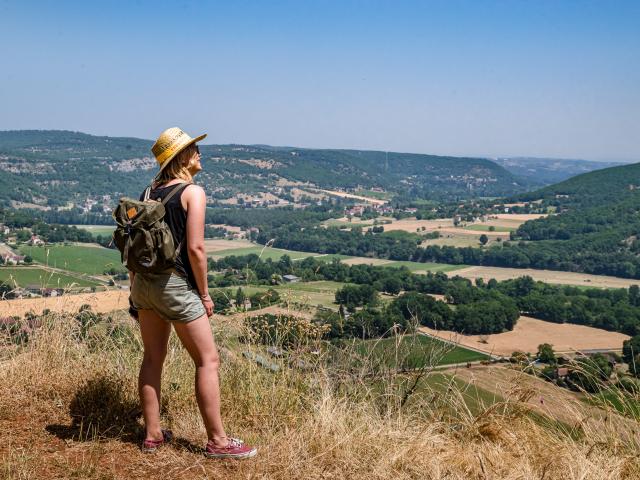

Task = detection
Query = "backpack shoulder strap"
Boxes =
[142,185,152,201]
[161,182,192,206]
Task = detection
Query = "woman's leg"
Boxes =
[172,314,228,446]
[138,309,171,441]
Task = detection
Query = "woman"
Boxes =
[129,127,257,459]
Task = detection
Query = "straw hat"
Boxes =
[151,127,207,172]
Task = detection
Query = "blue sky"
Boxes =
[1,0,638,161]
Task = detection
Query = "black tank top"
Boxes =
[140,183,198,289]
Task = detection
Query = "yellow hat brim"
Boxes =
[158,133,207,172]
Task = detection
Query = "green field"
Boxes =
[421,235,483,248]
[212,246,351,263]
[584,389,640,420]
[73,225,115,238]
[464,224,515,232]
[0,267,99,288]
[382,260,466,273]
[18,245,122,275]
[354,334,489,368]
[225,280,348,309]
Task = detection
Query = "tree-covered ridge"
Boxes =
[519,161,640,208]
[0,130,526,208]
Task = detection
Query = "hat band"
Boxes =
[155,137,192,166]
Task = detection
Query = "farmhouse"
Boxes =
[283,274,301,283]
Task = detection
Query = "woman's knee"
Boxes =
[142,347,167,366]
[196,351,220,370]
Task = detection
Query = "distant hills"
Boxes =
[0,130,525,208]
[494,156,627,185]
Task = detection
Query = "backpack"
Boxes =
[112,182,191,274]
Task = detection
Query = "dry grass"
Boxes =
[451,266,640,289]
[1,310,640,479]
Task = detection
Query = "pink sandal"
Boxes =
[141,429,173,453]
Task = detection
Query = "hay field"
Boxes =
[420,316,630,357]
[0,289,129,317]
[342,257,394,266]
[438,227,510,239]
[203,238,255,253]
[451,265,640,289]
[381,218,454,232]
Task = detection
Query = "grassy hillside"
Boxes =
[1,309,638,479]
[0,130,526,209]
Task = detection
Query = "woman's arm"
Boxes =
[183,185,214,316]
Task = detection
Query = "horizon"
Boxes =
[1,1,639,162]
[0,128,632,164]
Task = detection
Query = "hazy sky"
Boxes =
[1,0,638,161]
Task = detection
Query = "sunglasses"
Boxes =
[195,145,200,155]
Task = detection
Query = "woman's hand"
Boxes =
[200,293,214,317]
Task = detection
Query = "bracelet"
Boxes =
[199,293,211,300]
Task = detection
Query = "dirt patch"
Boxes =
[451,266,640,289]
[313,189,387,205]
[420,316,630,357]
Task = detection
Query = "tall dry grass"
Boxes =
[1,309,639,479]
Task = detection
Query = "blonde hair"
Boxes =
[154,144,197,185]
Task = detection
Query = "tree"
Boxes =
[23,255,33,264]
[235,287,246,310]
[630,285,640,307]
[623,335,640,376]
[536,343,556,364]
[479,234,489,246]
[568,354,613,392]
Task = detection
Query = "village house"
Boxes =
[283,274,301,283]
[1,253,25,265]
[28,235,45,246]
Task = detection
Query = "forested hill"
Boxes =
[519,161,640,208]
[0,130,525,207]
[461,162,640,279]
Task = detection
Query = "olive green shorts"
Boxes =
[130,271,205,323]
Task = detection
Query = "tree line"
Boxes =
[209,254,640,337]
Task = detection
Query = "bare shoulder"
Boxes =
[183,184,205,199]
[181,184,206,210]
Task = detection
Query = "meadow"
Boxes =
[229,280,348,309]
[0,266,99,288]
[211,245,351,262]
[464,224,516,232]
[72,224,115,238]
[352,334,489,368]
[18,244,123,275]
